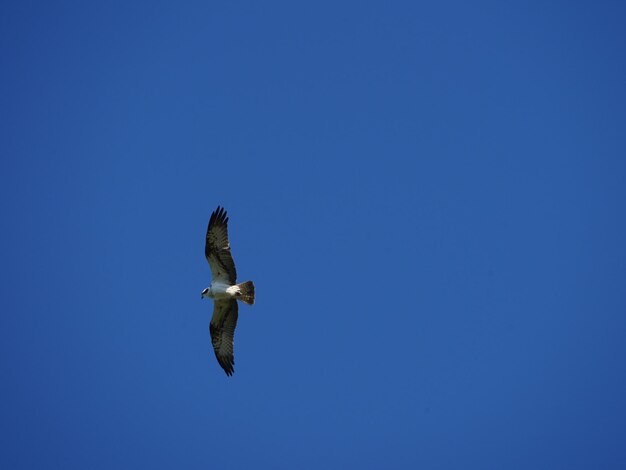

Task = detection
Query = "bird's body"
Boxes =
[204,282,240,300]
[201,206,255,376]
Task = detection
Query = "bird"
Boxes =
[201,206,255,376]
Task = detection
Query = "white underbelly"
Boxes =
[211,282,236,299]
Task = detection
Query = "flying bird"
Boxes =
[201,206,255,376]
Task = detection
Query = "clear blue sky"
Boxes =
[1,1,625,469]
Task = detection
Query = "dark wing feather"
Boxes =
[209,299,238,376]
[205,206,237,284]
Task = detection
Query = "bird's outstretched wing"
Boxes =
[209,299,238,376]
[205,206,237,284]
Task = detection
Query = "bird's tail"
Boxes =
[236,281,255,305]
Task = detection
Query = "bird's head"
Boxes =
[201,287,210,299]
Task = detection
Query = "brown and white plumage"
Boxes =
[205,206,237,285]
[209,300,238,376]
[201,206,255,376]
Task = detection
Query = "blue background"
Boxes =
[2,1,626,468]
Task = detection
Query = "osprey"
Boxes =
[201,206,255,376]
